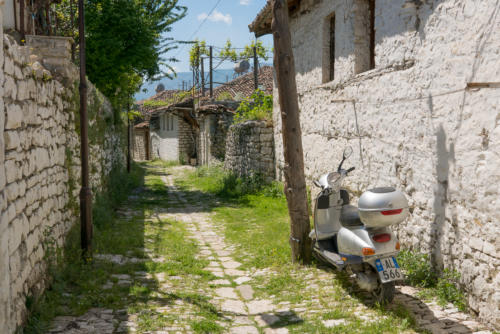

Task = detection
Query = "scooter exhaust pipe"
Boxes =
[355,271,378,292]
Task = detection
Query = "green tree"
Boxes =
[234,89,273,123]
[82,0,186,109]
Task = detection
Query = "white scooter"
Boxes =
[311,147,409,303]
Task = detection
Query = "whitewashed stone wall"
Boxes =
[198,112,233,166]
[151,113,179,161]
[271,0,500,328]
[133,128,148,161]
[0,30,125,333]
[224,120,275,181]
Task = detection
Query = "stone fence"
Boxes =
[224,120,274,182]
[0,32,125,333]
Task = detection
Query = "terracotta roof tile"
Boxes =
[206,66,273,101]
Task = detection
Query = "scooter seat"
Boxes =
[340,205,364,227]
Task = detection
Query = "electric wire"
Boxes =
[172,0,224,59]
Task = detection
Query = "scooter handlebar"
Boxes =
[346,167,355,174]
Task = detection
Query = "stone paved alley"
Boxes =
[46,164,494,334]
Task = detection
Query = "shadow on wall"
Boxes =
[431,112,455,270]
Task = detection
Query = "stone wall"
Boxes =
[224,120,274,181]
[0,31,125,333]
[271,0,500,328]
[178,114,195,164]
[198,112,233,166]
[132,128,148,161]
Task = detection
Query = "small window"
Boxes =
[322,12,336,83]
[354,0,375,74]
[329,14,335,81]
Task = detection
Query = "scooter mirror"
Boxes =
[343,146,353,159]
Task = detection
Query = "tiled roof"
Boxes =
[249,0,302,37]
[249,1,272,37]
[135,89,192,115]
[207,66,274,101]
[134,121,149,129]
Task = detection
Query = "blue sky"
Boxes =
[166,0,272,73]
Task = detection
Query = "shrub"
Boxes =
[234,89,272,124]
[397,250,437,288]
[216,92,233,101]
[436,269,466,311]
[397,250,467,311]
[191,164,283,199]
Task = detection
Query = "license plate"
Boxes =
[375,257,403,283]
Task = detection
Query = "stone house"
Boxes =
[3,0,60,38]
[196,66,274,166]
[134,90,197,163]
[250,0,500,328]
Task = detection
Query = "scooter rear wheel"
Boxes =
[371,281,395,304]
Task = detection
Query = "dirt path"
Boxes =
[47,164,493,334]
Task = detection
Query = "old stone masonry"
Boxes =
[47,165,494,334]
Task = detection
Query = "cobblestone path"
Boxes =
[47,165,494,334]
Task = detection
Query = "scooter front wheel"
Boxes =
[371,281,395,304]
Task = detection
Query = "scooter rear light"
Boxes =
[381,209,403,215]
[362,247,375,256]
[372,233,391,243]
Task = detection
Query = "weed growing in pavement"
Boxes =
[397,250,437,288]
[397,250,467,311]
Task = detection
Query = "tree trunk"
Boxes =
[271,0,311,264]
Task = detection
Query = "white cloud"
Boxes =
[240,0,251,5]
[197,10,232,25]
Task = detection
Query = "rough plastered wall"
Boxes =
[0,31,125,332]
[0,10,8,334]
[225,120,275,182]
[271,0,500,328]
[178,114,195,164]
[150,113,179,161]
[198,112,233,166]
[132,128,148,161]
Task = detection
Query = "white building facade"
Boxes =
[251,0,500,328]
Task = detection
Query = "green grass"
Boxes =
[176,164,291,269]
[23,162,220,334]
[175,165,424,334]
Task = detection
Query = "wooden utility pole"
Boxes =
[272,0,311,264]
[127,102,131,174]
[79,0,92,256]
[201,57,205,96]
[19,0,25,41]
[253,46,259,90]
[70,0,75,61]
[209,46,213,98]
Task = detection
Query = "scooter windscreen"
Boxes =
[327,172,342,188]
